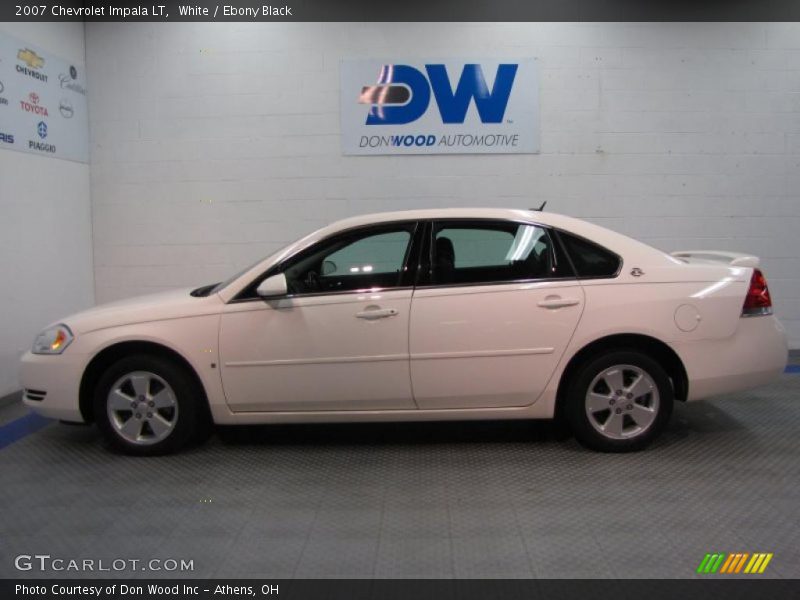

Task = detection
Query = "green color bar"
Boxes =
[705,554,718,573]
[710,553,727,573]
[697,554,712,574]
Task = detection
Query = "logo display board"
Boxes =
[340,58,539,155]
[0,31,89,163]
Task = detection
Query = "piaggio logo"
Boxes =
[20,92,48,116]
[359,63,518,125]
[696,552,774,574]
[29,120,55,154]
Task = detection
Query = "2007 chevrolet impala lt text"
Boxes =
[20,209,788,455]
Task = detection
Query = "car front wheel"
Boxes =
[93,354,210,455]
[565,350,673,452]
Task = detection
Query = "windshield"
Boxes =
[190,255,270,297]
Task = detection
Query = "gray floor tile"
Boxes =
[0,373,799,578]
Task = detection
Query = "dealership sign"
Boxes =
[340,59,539,155]
[0,31,89,163]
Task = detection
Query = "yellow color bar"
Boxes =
[758,553,773,574]
[745,553,763,574]
[744,554,758,573]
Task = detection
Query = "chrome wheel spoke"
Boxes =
[603,411,624,436]
[630,403,656,427]
[602,369,625,394]
[119,415,143,441]
[108,389,133,411]
[150,388,175,409]
[148,413,173,438]
[129,374,150,398]
[626,374,654,401]
[586,392,612,413]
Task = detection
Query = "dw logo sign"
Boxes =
[359,64,518,125]
[340,59,539,155]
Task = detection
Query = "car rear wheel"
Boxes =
[93,354,210,455]
[565,350,673,452]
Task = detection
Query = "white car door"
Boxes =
[410,219,585,410]
[219,222,421,412]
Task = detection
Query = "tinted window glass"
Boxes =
[444,228,515,268]
[557,231,620,278]
[431,221,569,285]
[282,226,414,295]
[325,232,409,276]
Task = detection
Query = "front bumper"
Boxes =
[670,315,789,402]
[19,350,87,422]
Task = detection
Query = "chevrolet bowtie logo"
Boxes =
[697,552,774,574]
[17,49,44,69]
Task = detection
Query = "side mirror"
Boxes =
[256,273,288,298]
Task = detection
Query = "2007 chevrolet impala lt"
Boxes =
[20,209,788,455]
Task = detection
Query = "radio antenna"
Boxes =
[530,201,547,212]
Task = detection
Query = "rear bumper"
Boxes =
[670,315,788,401]
[19,351,87,422]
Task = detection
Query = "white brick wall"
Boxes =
[0,22,93,396]
[86,22,800,347]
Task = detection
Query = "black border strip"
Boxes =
[2,579,799,600]
[4,0,800,22]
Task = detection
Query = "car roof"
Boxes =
[326,208,575,231]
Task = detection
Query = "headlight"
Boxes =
[32,324,74,355]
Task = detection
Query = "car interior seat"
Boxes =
[434,236,456,283]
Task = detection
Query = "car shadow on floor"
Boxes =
[213,398,751,449]
[31,396,754,454]
[215,418,570,447]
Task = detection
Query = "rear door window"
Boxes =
[428,220,572,286]
[556,231,621,278]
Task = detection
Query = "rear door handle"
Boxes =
[537,297,580,309]
[355,307,398,320]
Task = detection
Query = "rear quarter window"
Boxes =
[557,231,621,278]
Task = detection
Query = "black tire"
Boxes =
[564,350,673,452]
[93,354,211,456]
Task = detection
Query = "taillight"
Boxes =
[742,268,773,317]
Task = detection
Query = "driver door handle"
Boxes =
[355,307,398,320]
[537,297,581,309]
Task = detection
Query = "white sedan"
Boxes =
[20,209,788,455]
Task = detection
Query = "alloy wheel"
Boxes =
[106,371,179,445]
[584,364,660,440]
